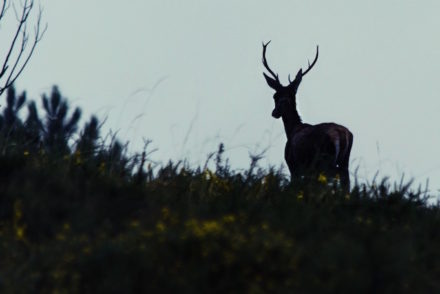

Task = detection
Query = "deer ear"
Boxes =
[263,73,281,91]
[289,69,303,93]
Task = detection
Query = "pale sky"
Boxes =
[2,0,440,194]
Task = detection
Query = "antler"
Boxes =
[301,45,319,77]
[262,41,280,83]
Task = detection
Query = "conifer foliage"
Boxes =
[41,86,81,153]
[0,86,84,155]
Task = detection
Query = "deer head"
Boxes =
[262,41,319,119]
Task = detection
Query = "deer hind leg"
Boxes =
[338,132,353,192]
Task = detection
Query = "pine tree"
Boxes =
[41,86,81,154]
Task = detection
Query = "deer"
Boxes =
[262,41,353,190]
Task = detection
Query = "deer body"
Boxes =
[262,42,353,189]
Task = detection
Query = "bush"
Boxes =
[0,86,439,293]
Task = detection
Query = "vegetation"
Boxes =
[0,0,47,96]
[0,86,439,293]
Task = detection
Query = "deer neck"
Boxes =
[281,102,302,140]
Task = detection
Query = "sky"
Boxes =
[1,0,440,194]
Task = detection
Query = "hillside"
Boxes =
[0,87,439,293]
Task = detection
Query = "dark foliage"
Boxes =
[0,86,439,293]
[42,86,81,154]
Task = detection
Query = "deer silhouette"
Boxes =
[262,41,353,190]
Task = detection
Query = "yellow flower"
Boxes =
[222,214,236,223]
[23,151,29,156]
[318,173,327,184]
[16,226,25,239]
[297,191,304,200]
[156,221,166,232]
[202,220,221,234]
[184,219,223,238]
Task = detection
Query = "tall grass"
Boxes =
[0,86,439,293]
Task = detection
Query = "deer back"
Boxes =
[287,123,352,171]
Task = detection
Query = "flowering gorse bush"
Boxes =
[0,86,439,293]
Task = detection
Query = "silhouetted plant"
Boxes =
[76,115,100,158]
[0,87,26,131]
[95,136,132,178]
[0,87,28,154]
[41,86,81,154]
[134,139,157,184]
[23,100,43,151]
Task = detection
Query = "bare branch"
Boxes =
[0,0,47,96]
[4,5,47,88]
[0,0,8,21]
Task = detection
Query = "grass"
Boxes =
[0,86,439,293]
[1,147,439,293]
